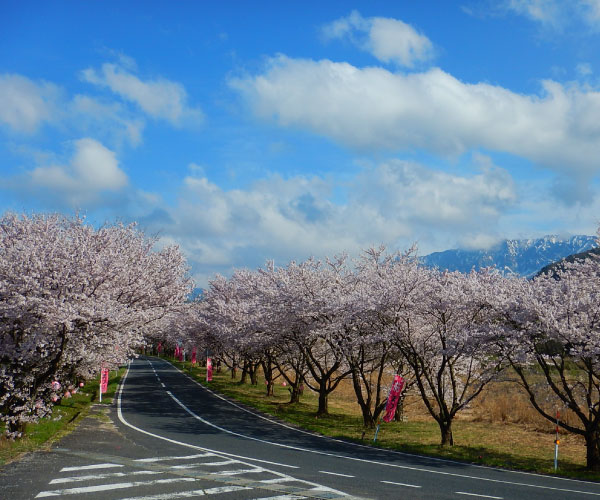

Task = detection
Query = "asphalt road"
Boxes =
[4,356,600,499]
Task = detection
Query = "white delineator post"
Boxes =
[554,409,560,471]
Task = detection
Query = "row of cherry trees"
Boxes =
[0,213,192,437]
[180,241,600,470]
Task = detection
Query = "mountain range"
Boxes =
[421,235,598,277]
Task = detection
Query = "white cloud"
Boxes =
[135,158,516,287]
[506,0,562,27]
[506,0,600,29]
[81,63,203,125]
[576,62,593,76]
[27,138,128,205]
[322,10,433,67]
[231,56,600,184]
[0,74,60,133]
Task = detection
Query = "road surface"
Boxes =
[4,356,600,499]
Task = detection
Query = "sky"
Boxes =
[2,0,600,286]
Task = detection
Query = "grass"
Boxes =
[167,357,600,482]
[0,367,124,466]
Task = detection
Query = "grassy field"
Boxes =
[167,357,599,482]
[0,368,124,466]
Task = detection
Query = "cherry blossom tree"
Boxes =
[495,252,600,470]
[0,213,191,437]
[391,267,504,446]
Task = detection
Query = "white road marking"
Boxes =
[381,480,422,488]
[160,382,165,387]
[319,471,355,478]
[116,485,252,499]
[134,453,215,462]
[49,470,161,484]
[157,367,600,498]
[194,459,239,466]
[60,463,123,472]
[456,493,503,499]
[209,468,265,476]
[35,477,196,497]
[257,495,307,500]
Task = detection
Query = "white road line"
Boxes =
[319,471,355,478]
[209,468,265,476]
[160,382,165,387]
[35,477,197,497]
[116,485,252,499]
[135,453,214,462]
[456,493,503,499]
[257,495,307,500]
[49,470,161,484]
[191,459,239,466]
[158,372,600,498]
[60,463,123,472]
[381,480,422,488]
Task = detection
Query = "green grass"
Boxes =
[0,367,124,466]
[167,357,600,482]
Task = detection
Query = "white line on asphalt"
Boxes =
[160,382,165,387]
[60,463,123,472]
[319,471,355,478]
[35,478,197,497]
[381,480,421,488]
[209,468,265,476]
[192,459,239,466]
[134,453,215,462]
[115,485,253,499]
[257,495,307,500]
[456,493,503,499]
[49,470,161,484]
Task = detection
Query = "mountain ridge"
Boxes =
[422,235,597,277]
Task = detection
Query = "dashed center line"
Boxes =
[318,471,355,478]
[381,480,422,488]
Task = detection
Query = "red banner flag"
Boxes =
[157,342,163,355]
[206,357,213,382]
[382,375,405,422]
[191,347,197,365]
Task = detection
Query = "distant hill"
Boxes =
[536,247,600,277]
[422,235,597,277]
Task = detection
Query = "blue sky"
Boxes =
[2,1,600,286]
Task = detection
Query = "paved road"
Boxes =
[4,356,600,499]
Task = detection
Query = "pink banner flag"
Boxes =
[206,357,213,381]
[100,368,109,394]
[157,342,163,355]
[191,347,197,365]
[382,375,405,423]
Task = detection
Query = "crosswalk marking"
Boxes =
[49,470,162,484]
[134,453,214,462]
[210,467,265,476]
[116,485,254,499]
[60,462,123,472]
[35,477,197,497]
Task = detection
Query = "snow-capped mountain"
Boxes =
[422,235,597,277]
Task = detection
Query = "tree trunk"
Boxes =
[439,420,454,446]
[316,388,328,416]
[585,429,600,471]
[240,360,248,384]
[289,385,301,403]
